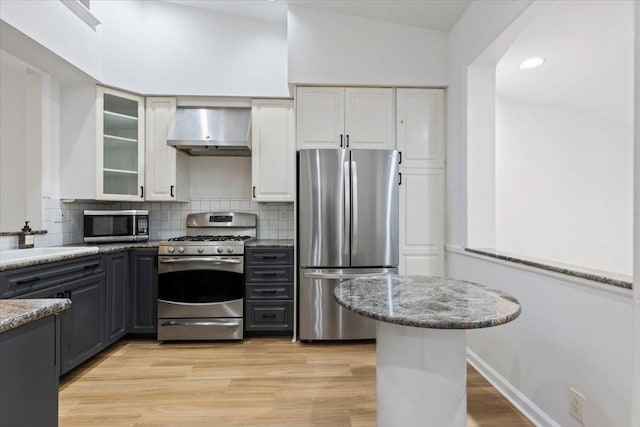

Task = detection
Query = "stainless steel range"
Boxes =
[157,212,256,341]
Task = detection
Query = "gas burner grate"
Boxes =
[168,235,253,242]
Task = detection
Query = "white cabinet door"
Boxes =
[396,89,445,168]
[145,97,189,202]
[398,168,444,276]
[96,86,145,201]
[296,87,344,150]
[345,88,395,150]
[252,99,295,202]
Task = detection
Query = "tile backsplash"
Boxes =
[0,198,294,249]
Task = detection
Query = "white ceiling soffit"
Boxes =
[496,0,634,124]
[161,0,471,31]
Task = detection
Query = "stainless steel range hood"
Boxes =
[167,107,251,156]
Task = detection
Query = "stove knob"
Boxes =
[226,247,234,254]
[167,246,175,254]
[197,246,204,254]
[216,247,224,254]
[177,247,185,254]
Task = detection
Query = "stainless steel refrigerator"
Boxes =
[298,148,399,340]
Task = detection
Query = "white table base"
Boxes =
[376,322,467,427]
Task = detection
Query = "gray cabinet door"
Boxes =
[106,252,129,343]
[0,316,58,427]
[61,273,106,375]
[129,250,158,334]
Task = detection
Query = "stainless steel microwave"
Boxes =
[83,210,149,243]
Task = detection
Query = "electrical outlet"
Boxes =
[161,211,169,222]
[570,387,586,424]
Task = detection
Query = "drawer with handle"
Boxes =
[245,248,293,266]
[245,266,293,283]
[245,301,293,331]
[246,283,293,300]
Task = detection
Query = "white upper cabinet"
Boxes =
[344,88,394,149]
[296,87,394,150]
[96,86,145,201]
[396,89,445,168]
[145,97,189,202]
[251,99,295,202]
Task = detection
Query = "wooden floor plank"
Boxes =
[59,337,533,426]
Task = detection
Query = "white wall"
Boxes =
[0,0,103,79]
[496,96,633,275]
[189,157,252,200]
[287,5,448,86]
[0,57,28,231]
[632,3,640,426]
[0,54,45,231]
[447,1,635,426]
[92,0,289,97]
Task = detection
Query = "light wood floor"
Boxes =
[59,338,533,426]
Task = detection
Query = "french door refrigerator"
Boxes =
[298,148,399,340]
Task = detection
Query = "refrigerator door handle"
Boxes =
[343,160,351,256]
[351,160,358,255]
[303,272,390,280]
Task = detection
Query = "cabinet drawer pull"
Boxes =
[17,276,40,285]
[340,134,343,148]
[170,185,174,198]
[83,263,100,270]
[262,313,277,319]
[257,272,280,277]
[255,289,279,294]
[258,255,282,260]
[346,134,349,148]
[399,151,402,164]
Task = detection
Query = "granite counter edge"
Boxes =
[0,298,71,334]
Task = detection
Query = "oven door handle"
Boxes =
[161,320,241,327]
[159,257,241,264]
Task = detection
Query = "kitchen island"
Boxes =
[334,275,521,427]
[1,298,71,426]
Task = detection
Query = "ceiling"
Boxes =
[496,0,633,125]
[161,0,471,31]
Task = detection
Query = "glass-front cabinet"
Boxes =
[96,86,145,200]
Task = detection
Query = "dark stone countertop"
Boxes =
[246,239,294,248]
[334,275,521,329]
[0,298,71,333]
[465,248,632,290]
[0,242,160,272]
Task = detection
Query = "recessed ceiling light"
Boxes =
[520,57,546,70]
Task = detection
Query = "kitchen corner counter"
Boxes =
[246,239,294,248]
[0,298,71,333]
[334,275,521,329]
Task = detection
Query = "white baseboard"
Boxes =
[466,349,561,427]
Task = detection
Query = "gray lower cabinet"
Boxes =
[129,250,158,334]
[106,252,129,343]
[0,249,159,378]
[60,273,106,375]
[0,316,58,427]
[244,247,294,334]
